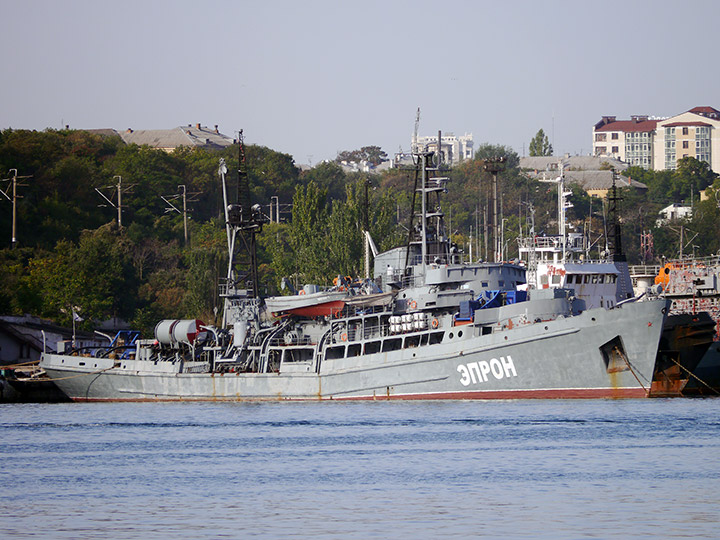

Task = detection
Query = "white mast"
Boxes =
[556,161,573,263]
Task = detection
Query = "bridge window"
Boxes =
[404,335,421,348]
[382,338,402,352]
[326,346,345,360]
[364,341,381,354]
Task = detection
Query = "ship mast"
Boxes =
[556,161,573,263]
[219,131,267,327]
[404,148,450,277]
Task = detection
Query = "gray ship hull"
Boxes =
[41,298,668,401]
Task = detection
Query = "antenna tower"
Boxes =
[224,130,266,298]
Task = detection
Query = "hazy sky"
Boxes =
[2,0,718,166]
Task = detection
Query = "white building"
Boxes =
[412,132,473,166]
[654,107,720,172]
[656,203,693,226]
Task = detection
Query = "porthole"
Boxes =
[458,331,463,338]
[449,332,454,339]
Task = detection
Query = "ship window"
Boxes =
[364,341,381,354]
[482,282,489,287]
[592,275,598,284]
[429,332,444,345]
[404,335,420,348]
[382,338,402,352]
[584,275,591,283]
[552,275,562,285]
[347,344,361,357]
[499,281,505,287]
[598,275,605,283]
[540,275,549,286]
[326,346,345,360]
[283,349,313,362]
[420,333,429,346]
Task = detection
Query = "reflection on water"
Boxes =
[2,399,720,539]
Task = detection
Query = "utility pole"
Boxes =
[501,218,508,261]
[482,157,506,263]
[116,176,122,227]
[362,178,373,278]
[181,184,188,244]
[0,169,32,249]
[412,108,421,153]
[96,175,133,228]
[270,196,279,223]
[162,185,198,246]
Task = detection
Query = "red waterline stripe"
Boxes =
[70,387,649,402]
[335,387,649,400]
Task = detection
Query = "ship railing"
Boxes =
[628,264,661,277]
[327,320,389,343]
[406,253,446,265]
[182,362,212,374]
[518,236,562,250]
[267,336,316,347]
[664,255,720,267]
[218,278,250,298]
[338,305,392,320]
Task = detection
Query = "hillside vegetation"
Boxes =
[1,129,718,333]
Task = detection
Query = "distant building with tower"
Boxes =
[413,133,474,166]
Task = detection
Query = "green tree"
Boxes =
[473,143,520,169]
[675,156,718,199]
[23,225,136,326]
[289,181,330,284]
[529,129,553,157]
[336,146,388,166]
[301,161,347,201]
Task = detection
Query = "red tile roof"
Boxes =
[688,106,720,115]
[662,121,711,128]
[595,119,658,133]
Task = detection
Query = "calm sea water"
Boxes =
[1,399,719,539]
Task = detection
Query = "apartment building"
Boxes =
[593,116,658,168]
[593,106,720,173]
[654,107,720,172]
